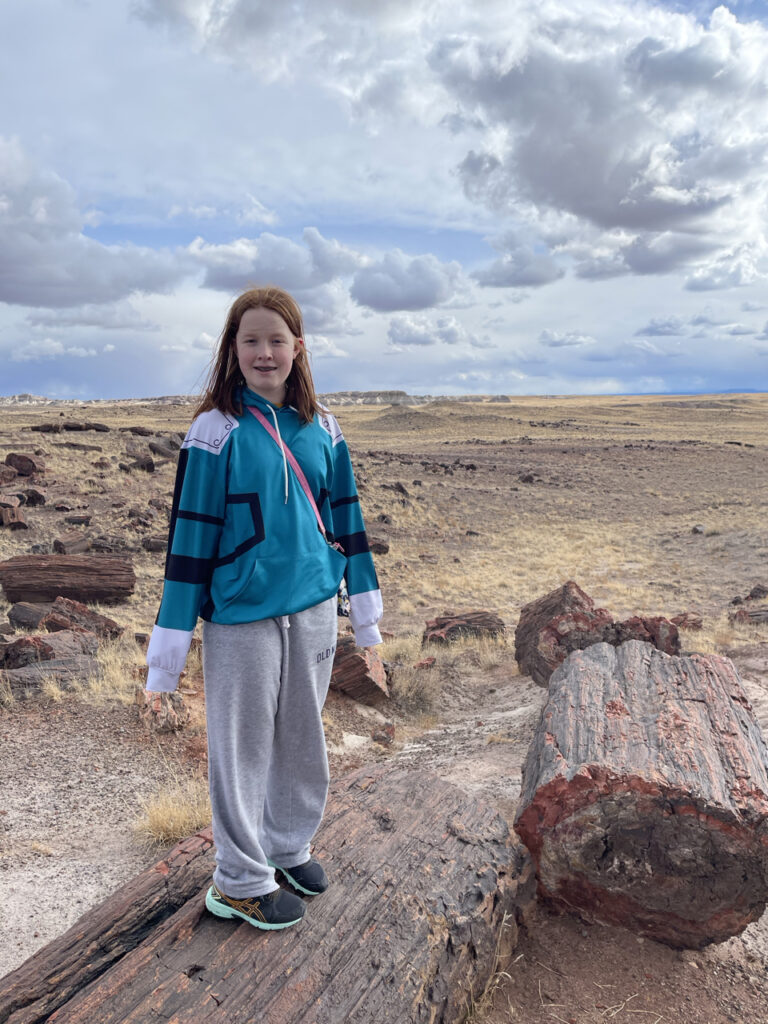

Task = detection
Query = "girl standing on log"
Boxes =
[145,286,383,930]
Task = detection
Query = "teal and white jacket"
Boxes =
[146,387,383,692]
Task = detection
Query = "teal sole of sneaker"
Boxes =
[204,887,304,930]
[267,859,326,896]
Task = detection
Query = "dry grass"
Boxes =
[28,841,55,857]
[0,675,14,707]
[388,663,443,714]
[134,772,211,846]
[686,609,768,656]
[380,633,422,664]
[89,634,146,704]
[40,674,67,702]
[463,912,518,1022]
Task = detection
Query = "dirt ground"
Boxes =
[3,392,768,1023]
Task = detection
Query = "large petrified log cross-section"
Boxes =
[514,640,768,949]
[0,766,534,1024]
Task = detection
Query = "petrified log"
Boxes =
[0,829,216,1024]
[514,640,768,949]
[53,530,92,555]
[53,441,103,453]
[22,488,46,507]
[611,614,679,653]
[423,610,505,645]
[0,508,26,530]
[671,611,703,631]
[119,455,154,474]
[39,596,123,639]
[730,606,768,625]
[0,496,20,509]
[0,466,18,486]
[141,536,166,552]
[61,421,109,432]
[515,580,679,686]
[0,766,535,1024]
[119,425,153,436]
[330,635,389,704]
[29,422,63,433]
[148,439,178,460]
[1,630,98,669]
[1,656,100,697]
[0,555,135,603]
[8,602,51,631]
[5,453,44,477]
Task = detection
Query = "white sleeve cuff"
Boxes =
[146,624,193,693]
[145,666,181,693]
[353,622,383,647]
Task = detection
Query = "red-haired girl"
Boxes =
[146,286,382,930]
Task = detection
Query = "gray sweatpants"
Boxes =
[202,596,337,897]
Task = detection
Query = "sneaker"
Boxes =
[205,883,305,930]
[268,856,329,896]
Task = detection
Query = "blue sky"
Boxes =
[1,0,767,399]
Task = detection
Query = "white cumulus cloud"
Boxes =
[351,251,463,312]
[387,312,481,348]
[0,137,186,308]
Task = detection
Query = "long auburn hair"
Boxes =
[194,286,322,424]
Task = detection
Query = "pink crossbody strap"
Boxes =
[248,405,343,551]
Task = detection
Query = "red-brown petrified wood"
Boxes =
[329,634,390,704]
[0,554,135,603]
[0,765,535,1024]
[514,640,768,949]
[515,580,680,686]
[422,610,505,645]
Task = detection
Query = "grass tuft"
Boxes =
[134,774,211,846]
[40,674,67,702]
[89,634,146,704]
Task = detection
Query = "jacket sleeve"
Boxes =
[324,413,383,647]
[145,419,228,691]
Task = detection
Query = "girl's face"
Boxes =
[234,306,301,405]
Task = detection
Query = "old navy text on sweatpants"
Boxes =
[202,595,337,897]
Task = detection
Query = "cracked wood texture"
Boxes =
[1,766,534,1024]
[0,830,215,1024]
[0,555,135,604]
[514,640,768,949]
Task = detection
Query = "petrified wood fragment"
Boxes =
[5,453,44,477]
[515,580,679,686]
[423,610,505,645]
[1,630,97,669]
[514,640,768,949]
[39,596,123,639]
[0,656,99,697]
[0,555,135,603]
[0,767,535,1024]
[0,509,27,530]
[7,602,51,631]
[330,635,389,704]
[53,530,92,555]
[730,606,768,625]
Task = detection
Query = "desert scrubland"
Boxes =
[2,392,768,1023]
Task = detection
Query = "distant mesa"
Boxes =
[0,390,509,407]
[318,390,430,406]
[0,393,52,405]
